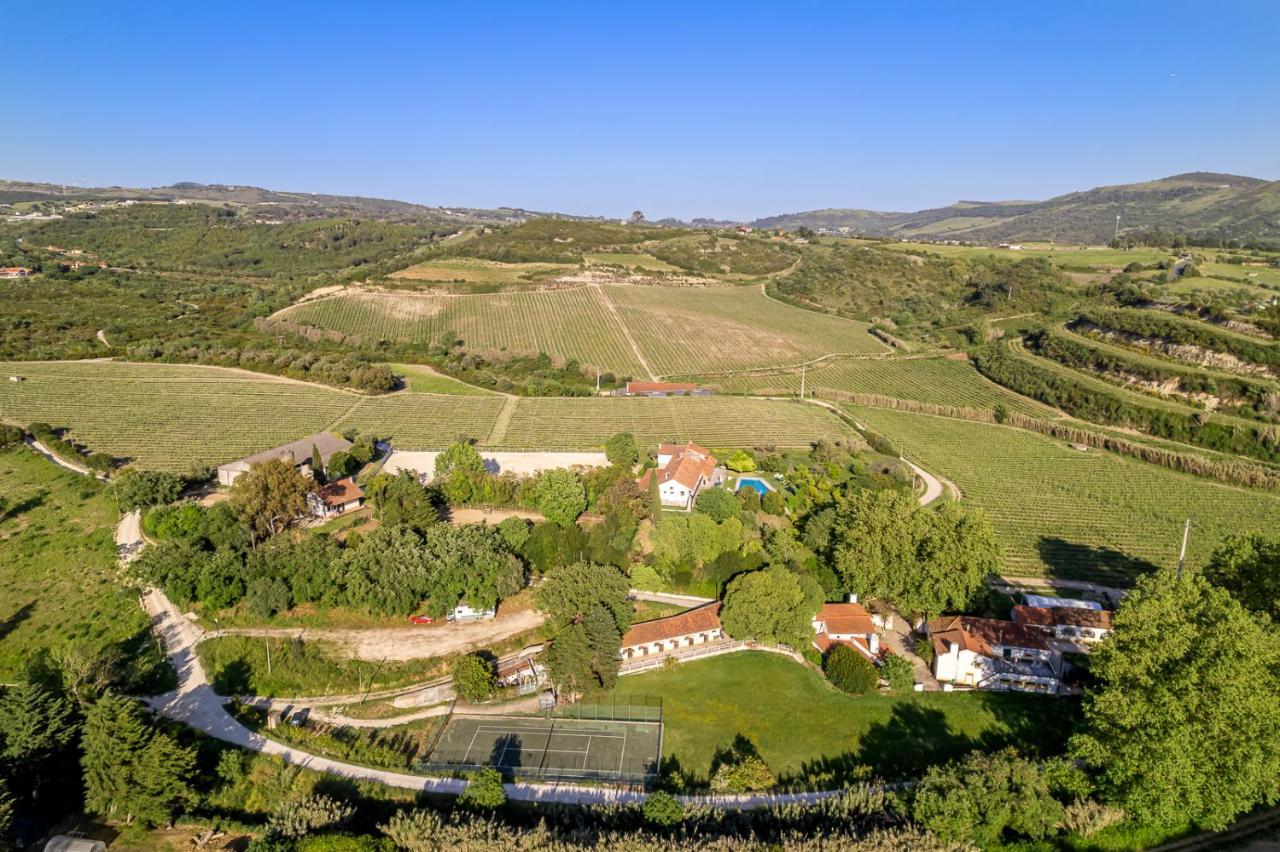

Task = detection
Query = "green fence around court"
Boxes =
[419,709,663,785]
[553,694,663,724]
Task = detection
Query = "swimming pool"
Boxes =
[735,476,772,495]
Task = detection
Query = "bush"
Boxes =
[642,790,685,826]
[880,652,915,692]
[1062,799,1125,837]
[605,431,640,467]
[912,749,1064,846]
[824,645,878,694]
[267,794,355,840]
[451,654,495,703]
[458,767,506,809]
[761,489,784,515]
[725,450,757,472]
[694,487,739,522]
[710,752,775,793]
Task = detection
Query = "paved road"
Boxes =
[629,590,715,606]
[25,437,97,478]
[901,458,943,505]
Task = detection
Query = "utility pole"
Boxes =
[1114,214,1121,243]
[799,365,806,400]
[265,637,272,674]
[595,367,601,394]
[1176,519,1191,579]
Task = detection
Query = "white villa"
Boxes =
[619,602,724,661]
[638,442,726,510]
[927,615,1063,694]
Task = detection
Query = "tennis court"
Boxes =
[422,713,662,783]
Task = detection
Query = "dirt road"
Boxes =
[216,607,546,661]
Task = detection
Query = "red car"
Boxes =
[408,615,434,625]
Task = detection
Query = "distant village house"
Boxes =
[0,267,32,278]
[620,381,711,397]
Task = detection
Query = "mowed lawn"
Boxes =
[0,448,167,685]
[608,652,1076,783]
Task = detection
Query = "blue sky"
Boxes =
[6,1,1278,219]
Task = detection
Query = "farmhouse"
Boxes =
[306,477,365,519]
[638,442,726,510]
[619,602,723,660]
[811,600,880,660]
[621,381,711,397]
[1012,605,1113,646]
[0,267,31,278]
[926,615,1063,694]
[216,432,352,486]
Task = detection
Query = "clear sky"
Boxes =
[6,1,1278,220]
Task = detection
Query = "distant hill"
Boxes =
[752,173,1280,245]
[0,179,548,225]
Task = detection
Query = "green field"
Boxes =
[700,355,1053,415]
[876,240,1176,270]
[0,361,355,470]
[608,652,1075,784]
[0,361,857,469]
[0,447,168,685]
[389,363,501,395]
[274,284,886,376]
[585,252,683,272]
[850,407,1280,583]
[387,256,572,284]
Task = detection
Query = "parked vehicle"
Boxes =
[408,614,434,625]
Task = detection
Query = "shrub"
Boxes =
[761,489,785,515]
[642,790,685,826]
[458,767,506,809]
[605,432,640,467]
[912,749,1064,846]
[1062,799,1125,837]
[725,450,757,472]
[710,753,774,793]
[267,794,355,840]
[880,652,915,692]
[824,645,878,694]
[451,654,495,702]
[694,487,739,522]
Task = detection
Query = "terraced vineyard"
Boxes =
[701,355,1054,416]
[334,394,507,446]
[852,406,1280,583]
[0,361,354,470]
[274,284,886,377]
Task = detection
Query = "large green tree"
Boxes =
[365,471,438,533]
[604,432,640,468]
[1070,570,1280,830]
[532,469,586,527]
[0,674,80,809]
[536,562,630,695]
[829,490,999,615]
[231,458,310,542]
[912,748,1064,846]
[720,567,822,649]
[535,561,631,633]
[433,441,485,480]
[1203,533,1280,620]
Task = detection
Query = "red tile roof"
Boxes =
[621,602,722,648]
[646,443,718,491]
[814,633,873,658]
[816,602,875,636]
[315,477,364,507]
[928,615,1050,657]
[1012,605,1112,630]
[627,381,700,394]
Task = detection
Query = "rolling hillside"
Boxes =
[753,173,1280,245]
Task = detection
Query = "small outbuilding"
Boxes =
[44,836,107,852]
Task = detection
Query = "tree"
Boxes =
[451,654,495,703]
[694,487,739,522]
[1204,533,1280,619]
[433,441,484,481]
[630,210,645,223]
[0,674,80,806]
[458,767,506,809]
[710,739,775,793]
[113,469,183,510]
[880,652,915,693]
[725,450,757,472]
[533,469,586,526]
[720,567,822,649]
[365,471,438,533]
[829,490,998,616]
[823,645,878,694]
[310,444,325,484]
[82,694,197,827]
[912,749,1064,846]
[326,450,356,479]
[642,790,684,826]
[604,432,640,468]
[230,458,310,542]
[1070,570,1280,830]
[535,561,631,633]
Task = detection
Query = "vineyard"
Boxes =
[0,361,354,470]
[851,406,1280,583]
[701,355,1053,416]
[273,284,886,377]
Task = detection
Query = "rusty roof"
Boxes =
[621,602,722,648]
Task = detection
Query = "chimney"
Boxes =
[846,593,858,604]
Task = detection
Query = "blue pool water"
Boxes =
[735,476,771,495]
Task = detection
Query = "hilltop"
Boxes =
[752,172,1280,245]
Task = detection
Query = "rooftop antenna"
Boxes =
[1176,519,1191,579]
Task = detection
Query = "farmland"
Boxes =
[850,406,1280,583]
[390,362,501,395]
[0,361,355,470]
[387,256,571,285]
[700,354,1054,415]
[0,360,857,469]
[272,283,886,377]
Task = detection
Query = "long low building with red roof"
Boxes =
[927,615,1063,694]
[619,602,724,661]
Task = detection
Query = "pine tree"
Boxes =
[83,695,151,821]
[0,676,80,805]
[132,732,198,827]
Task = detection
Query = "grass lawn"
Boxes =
[389,362,500,395]
[607,652,1077,784]
[0,447,170,688]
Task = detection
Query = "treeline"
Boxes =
[1079,307,1280,371]
[972,344,1280,463]
[1027,327,1280,420]
[126,339,396,393]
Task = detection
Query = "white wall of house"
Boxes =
[658,479,697,509]
[620,627,723,659]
